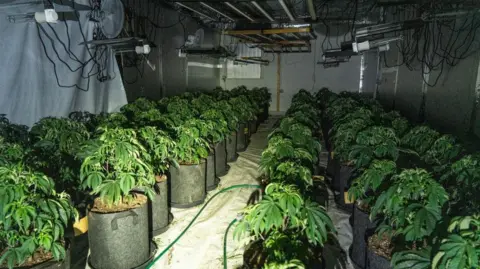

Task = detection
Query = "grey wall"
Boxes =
[122,7,221,101]
[377,33,480,137]
[223,28,362,112]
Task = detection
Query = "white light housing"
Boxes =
[35,9,58,23]
[135,44,151,54]
[353,41,370,53]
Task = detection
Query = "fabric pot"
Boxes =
[214,140,228,177]
[249,120,257,134]
[169,161,206,208]
[226,133,238,162]
[350,205,377,269]
[8,243,71,269]
[88,203,150,269]
[150,177,172,236]
[366,248,391,269]
[262,104,269,122]
[206,153,219,191]
[236,123,248,152]
[326,153,336,178]
[333,162,354,193]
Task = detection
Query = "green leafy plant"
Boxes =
[348,160,397,207]
[229,96,257,123]
[0,164,78,269]
[348,126,399,168]
[234,183,336,266]
[441,154,480,215]
[190,94,215,114]
[171,122,210,164]
[260,136,315,189]
[401,126,440,155]
[0,137,26,166]
[200,109,229,143]
[78,127,156,206]
[29,118,90,197]
[390,247,432,269]
[423,135,462,172]
[211,100,239,133]
[120,98,158,123]
[0,115,29,146]
[371,169,449,244]
[330,117,374,163]
[95,112,129,129]
[138,127,177,176]
[432,215,480,269]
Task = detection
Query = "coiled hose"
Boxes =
[146,184,261,269]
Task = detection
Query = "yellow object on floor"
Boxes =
[74,216,88,236]
[344,191,354,204]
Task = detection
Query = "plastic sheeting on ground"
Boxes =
[0,0,127,127]
[149,117,281,269]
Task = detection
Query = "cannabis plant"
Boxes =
[0,137,26,166]
[166,98,199,125]
[200,109,229,143]
[423,135,462,172]
[0,115,29,146]
[212,100,239,133]
[260,137,315,189]
[348,160,397,207]
[234,183,335,266]
[191,94,215,113]
[229,96,257,122]
[324,97,359,124]
[78,127,156,206]
[138,127,177,176]
[440,154,480,215]
[171,123,210,164]
[69,111,99,133]
[330,117,374,163]
[401,126,440,155]
[0,165,78,269]
[432,215,480,269]
[371,169,449,244]
[291,89,315,106]
[269,117,321,159]
[120,98,158,124]
[95,112,129,130]
[29,118,90,197]
[348,126,399,168]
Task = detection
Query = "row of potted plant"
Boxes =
[232,90,347,269]
[318,89,479,269]
[0,86,272,269]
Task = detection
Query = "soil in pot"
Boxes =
[214,140,228,177]
[168,161,206,208]
[88,194,150,269]
[226,133,238,162]
[1,242,71,269]
[350,204,377,269]
[237,123,248,152]
[366,233,393,269]
[206,153,219,191]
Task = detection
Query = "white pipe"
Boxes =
[306,0,316,20]
[277,0,295,21]
[224,2,255,22]
[200,2,235,21]
[176,2,215,21]
[251,1,274,22]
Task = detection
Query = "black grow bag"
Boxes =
[150,179,172,236]
[350,205,377,269]
[366,248,391,269]
[332,162,354,193]
[5,242,71,269]
[214,140,228,177]
[249,120,257,135]
[206,153,219,191]
[237,123,248,152]
[88,203,150,269]
[226,132,238,162]
[169,161,206,208]
[366,230,392,269]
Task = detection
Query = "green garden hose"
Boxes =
[223,216,240,269]
[146,184,261,269]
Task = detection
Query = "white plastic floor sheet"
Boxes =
[150,116,355,269]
